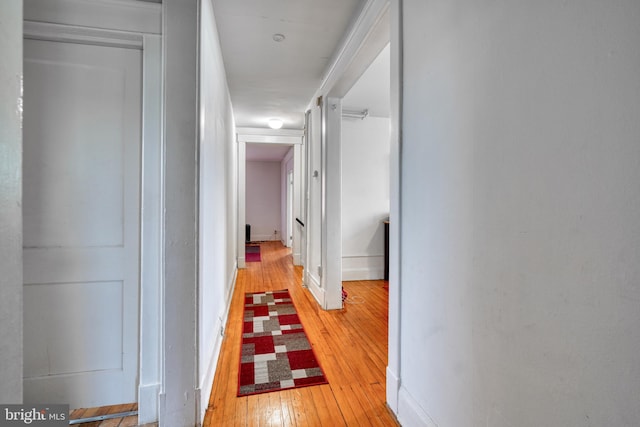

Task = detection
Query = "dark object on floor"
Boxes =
[246,244,261,262]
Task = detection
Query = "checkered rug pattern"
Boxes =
[238,289,328,396]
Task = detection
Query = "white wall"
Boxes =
[341,116,390,280]
[398,1,640,426]
[162,1,198,425]
[246,160,281,241]
[0,0,23,405]
[198,0,237,422]
[281,147,294,246]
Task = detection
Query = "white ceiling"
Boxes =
[212,0,365,130]
[246,143,292,162]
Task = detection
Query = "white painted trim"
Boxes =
[386,366,400,414]
[249,234,281,242]
[24,0,161,35]
[305,272,325,308]
[300,112,310,272]
[138,383,161,425]
[310,0,390,103]
[23,21,143,49]
[342,254,384,281]
[342,268,384,281]
[0,1,23,404]
[282,147,295,167]
[342,253,385,258]
[292,144,304,266]
[293,253,302,265]
[398,387,439,427]
[236,127,304,137]
[198,265,237,424]
[239,129,304,268]
[322,98,343,310]
[283,161,294,249]
[387,0,402,418]
[237,134,302,145]
[237,141,246,269]
[138,33,163,425]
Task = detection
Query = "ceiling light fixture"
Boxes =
[267,119,283,129]
[272,33,285,42]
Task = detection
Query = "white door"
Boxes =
[286,170,294,248]
[22,39,141,408]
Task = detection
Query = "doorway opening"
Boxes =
[236,129,304,269]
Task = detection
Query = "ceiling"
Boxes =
[213,0,389,162]
[212,0,365,130]
[343,43,390,118]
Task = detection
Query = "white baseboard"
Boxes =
[293,252,302,266]
[250,234,279,242]
[386,366,400,413]
[342,267,384,281]
[341,255,384,281]
[197,328,218,425]
[305,272,325,308]
[398,386,439,427]
[198,265,238,424]
[138,382,160,425]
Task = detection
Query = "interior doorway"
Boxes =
[301,0,402,412]
[340,43,391,282]
[236,129,304,268]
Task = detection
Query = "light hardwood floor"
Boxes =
[69,403,156,427]
[204,241,399,426]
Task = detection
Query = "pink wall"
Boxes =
[246,161,281,241]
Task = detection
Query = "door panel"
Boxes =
[287,170,293,248]
[23,39,141,408]
[24,281,123,376]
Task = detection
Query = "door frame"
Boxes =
[236,128,303,268]
[302,0,402,414]
[286,169,294,248]
[23,1,163,423]
[304,0,392,310]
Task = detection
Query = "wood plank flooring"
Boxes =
[204,241,399,426]
[69,403,156,427]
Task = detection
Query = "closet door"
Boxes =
[23,38,141,408]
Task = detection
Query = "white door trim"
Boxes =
[236,129,304,269]
[23,21,145,49]
[138,33,163,425]
[305,0,391,309]
[24,0,161,35]
[303,0,401,418]
[0,1,24,404]
[387,0,402,414]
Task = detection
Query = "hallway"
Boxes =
[204,242,398,426]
